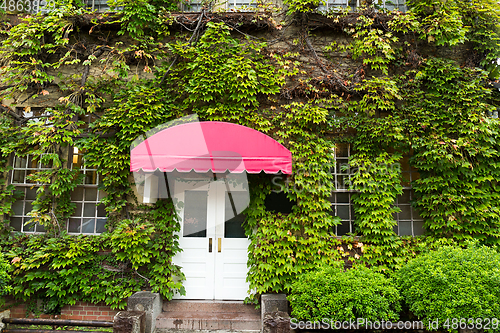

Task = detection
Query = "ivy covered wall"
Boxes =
[0,0,499,311]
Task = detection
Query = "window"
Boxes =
[318,0,357,12]
[374,0,406,11]
[182,0,205,11]
[329,145,423,237]
[394,154,424,236]
[330,143,356,236]
[330,192,355,235]
[9,149,107,234]
[69,148,107,234]
[227,0,257,11]
[318,0,406,11]
[11,154,52,185]
[10,187,46,233]
[84,0,110,12]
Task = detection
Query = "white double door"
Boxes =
[172,179,250,300]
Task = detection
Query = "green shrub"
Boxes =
[288,264,401,322]
[395,244,500,328]
[0,252,11,305]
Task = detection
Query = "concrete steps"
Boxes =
[156,300,261,332]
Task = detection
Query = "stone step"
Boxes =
[156,311,261,331]
[162,300,260,315]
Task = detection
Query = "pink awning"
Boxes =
[130,121,292,174]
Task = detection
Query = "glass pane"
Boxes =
[10,217,22,231]
[336,144,349,157]
[81,218,95,233]
[97,204,106,217]
[413,221,425,236]
[398,205,412,220]
[74,203,83,217]
[225,192,247,238]
[36,223,46,232]
[26,188,37,200]
[336,175,345,189]
[12,170,25,183]
[398,190,411,204]
[12,201,24,215]
[393,224,398,234]
[24,219,35,232]
[14,156,27,168]
[83,203,96,217]
[68,218,81,233]
[337,219,351,235]
[71,187,84,201]
[96,219,107,233]
[85,188,98,201]
[85,171,98,185]
[336,159,349,174]
[412,207,423,220]
[25,201,33,213]
[337,205,350,220]
[183,191,208,237]
[73,153,83,169]
[398,221,412,236]
[337,192,350,203]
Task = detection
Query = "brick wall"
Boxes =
[8,301,117,321]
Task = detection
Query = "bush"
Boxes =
[288,264,401,322]
[0,252,11,305]
[395,244,500,328]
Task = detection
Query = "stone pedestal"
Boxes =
[127,292,162,333]
[261,294,288,317]
[263,311,290,333]
[113,311,145,333]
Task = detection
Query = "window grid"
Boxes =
[393,189,424,236]
[68,187,107,234]
[72,147,99,186]
[69,148,107,234]
[333,143,353,191]
[330,192,355,236]
[182,0,205,11]
[10,187,46,233]
[318,0,405,11]
[394,154,424,236]
[227,0,257,11]
[318,0,357,12]
[9,149,107,235]
[84,0,110,12]
[331,143,356,236]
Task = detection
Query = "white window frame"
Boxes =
[69,147,107,234]
[393,154,424,236]
[330,143,356,236]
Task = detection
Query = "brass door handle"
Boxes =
[209,238,212,253]
[218,238,221,252]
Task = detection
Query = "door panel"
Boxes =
[173,182,215,300]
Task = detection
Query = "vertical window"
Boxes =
[394,154,424,236]
[330,143,355,236]
[69,148,107,234]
